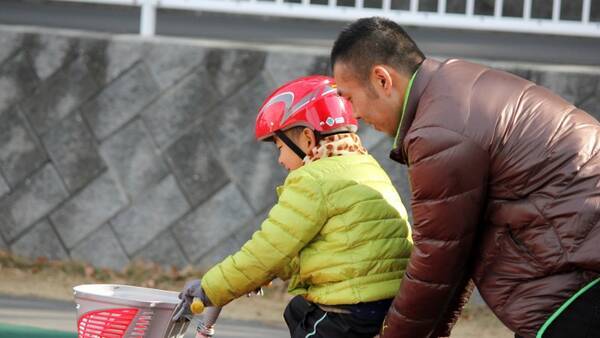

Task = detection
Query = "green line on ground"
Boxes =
[0,323,76,338]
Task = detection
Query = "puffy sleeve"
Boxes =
[382,127,488,338]
[202,175,328,306]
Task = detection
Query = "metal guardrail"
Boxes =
[53,0,600,38]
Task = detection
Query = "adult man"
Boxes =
[331,17,600,338]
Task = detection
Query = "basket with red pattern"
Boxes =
[74,284,190,338]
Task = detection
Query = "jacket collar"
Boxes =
[303,133,367,165]
[390,58,442,165]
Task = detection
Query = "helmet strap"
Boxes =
[274,130,349,161]
[275,130,307,160]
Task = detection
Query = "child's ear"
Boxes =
[303,128,317,148]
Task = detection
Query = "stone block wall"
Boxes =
[0,25,598,271]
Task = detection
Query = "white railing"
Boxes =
[53,0,600,38]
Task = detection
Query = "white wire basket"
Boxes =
[73,284,190,338]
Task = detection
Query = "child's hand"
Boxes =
[172,279,212,321]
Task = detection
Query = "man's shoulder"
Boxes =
[438,58,489,72]
[412,59,533,139]
[434,58,531,88]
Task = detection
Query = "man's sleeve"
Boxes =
[381,127,487,338]
[430,276,475,337]
[202,175,327,306]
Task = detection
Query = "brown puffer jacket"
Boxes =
[383,58,600,338]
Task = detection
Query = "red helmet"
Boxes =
[255,75,358,141]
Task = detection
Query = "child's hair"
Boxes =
[281,127,305,141]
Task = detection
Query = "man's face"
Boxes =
[333,61,402,137]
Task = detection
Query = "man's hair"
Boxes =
[331,17,425,80]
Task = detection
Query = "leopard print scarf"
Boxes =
[303,133,368,164]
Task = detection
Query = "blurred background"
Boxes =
[0,0,598,337]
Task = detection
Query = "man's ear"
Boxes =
[371,65,394,96]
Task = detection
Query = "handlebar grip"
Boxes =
[191,298,205,315]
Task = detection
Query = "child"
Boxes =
[178,75,413,337]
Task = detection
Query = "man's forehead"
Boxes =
[333,62,356,91]
[333,61,351,78]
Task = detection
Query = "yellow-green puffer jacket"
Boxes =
[202,154,413,307]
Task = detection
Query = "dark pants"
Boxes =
[515,280,600,338]
[283,296,387,338]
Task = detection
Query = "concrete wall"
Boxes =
[0,25,598,271]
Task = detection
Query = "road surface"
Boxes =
[0,295,287,338]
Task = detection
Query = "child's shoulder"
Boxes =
[287,154,383,182]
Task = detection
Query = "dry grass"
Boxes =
[0,251,194,299]
[0,251,512,336]
[452,304,513,338]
